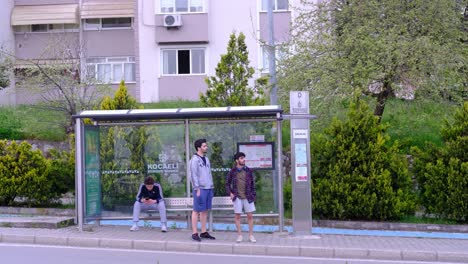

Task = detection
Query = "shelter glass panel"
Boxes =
[98,124,186,216]
[189,120,278,214]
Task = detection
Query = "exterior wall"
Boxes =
[83,30,134,57]
[15,0,78,5]
[259,12,291,43]
[15,33,79,59]
[158,75,206,101]
[6,0,298,104]
[132,0,140,100]
[138,0,263,102]
[14,86,44,105]
[137,0,159,102]
[155,13,209,44]
[0,0,16,105]
[207,0,260,77]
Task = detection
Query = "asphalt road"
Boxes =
[0,244,462,264]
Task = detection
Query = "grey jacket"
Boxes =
[190,154,214,190]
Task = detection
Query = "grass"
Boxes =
[381,98,458,152]
[1,97,459,149]
[143,100,202,109]
[0,100,202,142]
[0,104,67,141]
[305,96,459,152]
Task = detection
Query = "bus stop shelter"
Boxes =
[73,105,285,232]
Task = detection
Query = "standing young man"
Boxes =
[225,152,256,243]
[190,138,216,242]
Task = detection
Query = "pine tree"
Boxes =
[200,32,265,107]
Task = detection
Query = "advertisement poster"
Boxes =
[84,126,101,217]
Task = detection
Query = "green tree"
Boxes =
[0,50,11,89]
[98,81,149,209]
[311,99,415,220]
[411,102,467,221]
[200,32,266,106]
[279,0,467,121]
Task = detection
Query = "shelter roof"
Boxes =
[73,105,283,121]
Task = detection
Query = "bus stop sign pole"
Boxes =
[290,91,313,235]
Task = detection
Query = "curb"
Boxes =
[0,217,75,229]
[1,233,468,263]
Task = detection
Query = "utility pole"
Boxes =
[267,0,277,105]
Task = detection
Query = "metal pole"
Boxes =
[268,0,278,104]
[185,119,191,229]
[75,118,84,232]
[276,113,284,232]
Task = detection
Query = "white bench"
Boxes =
[146,196,234,230]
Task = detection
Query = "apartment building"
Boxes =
[1,0,297,105]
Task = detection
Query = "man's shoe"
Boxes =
[161,223,167,232]
[236,235,243,243]
[130,224,139,231]
[191,233,201,242]
[249,235,256,243]
[200,232,216,240]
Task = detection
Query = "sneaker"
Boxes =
[191,233,201,242]
[236,235,243,243]
[249,235,256,243]
[129,224,139,231]
[200,232,216,240]
[161,223,167,232]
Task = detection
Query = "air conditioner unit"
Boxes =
[163,14,182,27]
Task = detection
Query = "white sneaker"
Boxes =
[130,224,139,231]
[161,223,167,232]
[236,235,243,243]
[249,235,256,243]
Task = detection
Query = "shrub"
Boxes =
[0,140,52,206]
[311,99,416,220]
[46,148,75,196]
[283,176,292,217]
[411,102,467,222]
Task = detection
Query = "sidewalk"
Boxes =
[1,225,468,263]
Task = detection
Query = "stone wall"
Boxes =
[9,140,69,153]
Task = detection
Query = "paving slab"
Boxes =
[0,224,468,263]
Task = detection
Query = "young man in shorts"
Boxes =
[226,152,256,243]
[189,138,216,242]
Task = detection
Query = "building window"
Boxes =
[86,57,135,83]
[261,46,285,72]
[13,24,79,33]
[84,18,133,30]
[160,0,204,13]
[162,48,205,75]
[261,0,288,11]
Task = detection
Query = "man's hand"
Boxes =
[196,189,201,197]
[144,198,155,205]
[230,193,234,200]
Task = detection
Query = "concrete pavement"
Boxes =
[1,225,467,263]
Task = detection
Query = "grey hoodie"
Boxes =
[190,154,214,190]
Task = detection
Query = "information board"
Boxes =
[237,142,274,170]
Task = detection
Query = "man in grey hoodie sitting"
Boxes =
[190,138,216,242]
